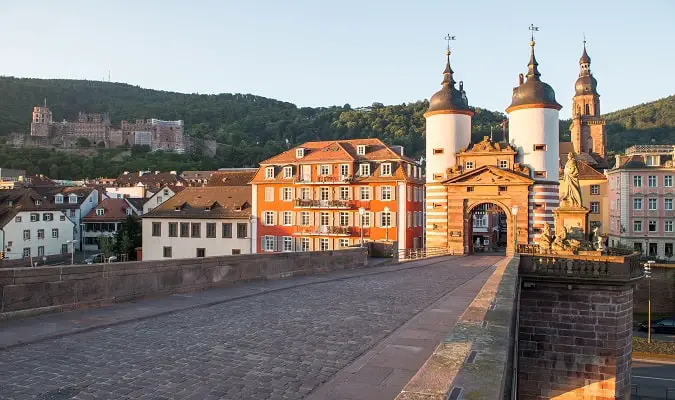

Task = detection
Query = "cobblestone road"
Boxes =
[0,256,498,400]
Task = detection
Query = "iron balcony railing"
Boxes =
[397,247,461,261]
[293,226,352,236]
[294,199,371,209]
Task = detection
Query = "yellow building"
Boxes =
[558,157,608,233]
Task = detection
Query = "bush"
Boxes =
[633,337,675,355]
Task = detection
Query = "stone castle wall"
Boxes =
[633,264,675,315]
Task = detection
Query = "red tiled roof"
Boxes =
[259,138,413,165]
[207,170,258,186]
[83,198,137,221]
[144,187,252,219]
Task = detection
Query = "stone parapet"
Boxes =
[0,248,367,320]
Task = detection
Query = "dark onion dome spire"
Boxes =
[506,40,562,112]
[427,49,473,114]
[575,41,599,96]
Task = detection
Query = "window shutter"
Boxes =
[347,186,352,200]
[376,212,382,227]
[368,211,373,227]
[391,212,397,227]
[407,212,412,228]
[277,236,282,252]
[407,187,412,202]
[348,212,354,227]
[369,187,373,201]
[279,187,284,200]
[376,186,381,201]
[391,186,396,201]
[272,211,277,226]
[290,211,296,225]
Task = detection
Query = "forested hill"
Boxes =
[603,95,675,152]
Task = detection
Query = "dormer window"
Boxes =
[126,208,133,216]
[204,206,211,212]
[465,161,474,170]
[296,148,305,158]
[234,205,243,211]
[265,167,275,179]
[69,195,78,204]
[55,195,64,204]
[8,200,14,206]
[359,163,371,177]
[380,163,392,176]
[34,199,42,206]
[357,145,366,156]
[499,160,508,169]
[96,208,105,216]
[174,206,181,211]
[283,166,293,179]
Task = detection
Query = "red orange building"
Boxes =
[250,139,424,253]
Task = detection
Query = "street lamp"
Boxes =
[66,240,78,265]
[358,207,366,247]
[384,206,390,242]
[511,205,519,253]
[644,260,654,343]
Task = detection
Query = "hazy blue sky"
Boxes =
[1,0,673,117]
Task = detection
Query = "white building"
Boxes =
[142,186,253,260]
[0,189,76,264]
[82,198,140,252]
[142,184,185,215]
[37,187,98,250]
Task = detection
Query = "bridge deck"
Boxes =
[0,255,503,400]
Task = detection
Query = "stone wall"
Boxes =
[633,264,675,316]
[518,282,633,400]
[0,248,367,320]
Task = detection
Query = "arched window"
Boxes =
[585,104,590,115]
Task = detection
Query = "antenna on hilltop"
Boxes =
[108,70,111,82]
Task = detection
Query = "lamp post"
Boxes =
[358,207,365,247]
[511,205,519,253]
[384,206,390,242]
[644,260,654,343]
[67,240,78,265]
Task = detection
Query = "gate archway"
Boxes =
[466,201,510,254]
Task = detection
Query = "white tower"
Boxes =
[506,29,561,241]
[424,38,474,249]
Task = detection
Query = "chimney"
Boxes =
[138,171,144,177]
[123,171,129,175]
[391,145,404,156]
[615,155,621,167]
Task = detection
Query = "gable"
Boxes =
[444,166,533,186]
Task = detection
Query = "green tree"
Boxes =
[114,217,142,260]
[98,236,116,261]
[75,137,91,148]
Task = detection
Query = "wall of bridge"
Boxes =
[0,248,368,320]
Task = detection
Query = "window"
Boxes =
[23,248,30,258]
[649,176,657,187]
[467,187,474,192]
[37,229,44,240]
[282,211,293,225]
[34,199,42,206]
[163,246,172,258]
[55,195,63,204]
[649,243,658,257]
[232,249,241,255]
[296,148,305,158]
[156,196,164,204]
[237,223,247,238]
[30,213,39,222]
[666,220,674,232]
[320,238,329,251]
[590,202,599,213]
[283,166,293,179]
[264,235,276,251]
[222,223,232,238]
[339,212,349,227]
[649,198,657,211]
[69,195,77,204]
[206,223,216,238]
[498,160,508,169]
[339,187,350,200]
[381,211,392,228]
[362,212,371,227]
[381,163,392,176]
[126,208,133,216]
[433,148,444,155]
[265,187,274,202]
[164,189,169,196]
[534,171,547,178]
[590,185,600,195]
[498,186,507,192]
[301,238,310,252]
[634,198,643,210]
[169,222,178,237]
[465,161,474,170]
[433,173,443,180]
[282,187,293,201]
[300,212,310,226]
[52,228,59,239]
[666,243,673,257]
[533,144,547,151]
[666,176,673,187]
[359,186,371,200]
[339,239,349,248]
[320,165,330,176]
[634,220,642,232]
[359,164,370,177]
[634,242,643,253]
[646,155,659,166]
[180,222,189,237]
[69,209,76,217]
[649,220,657,232]
[15,216,21,222]
[264,211,275,226]
[357,145,366,155]
[282,237,293,252]
[43,213,53,221]
[196,248,206,258]
[340,164,349,178]
[301,187,311,200]
[320,212,329,226]
[381,186,393,201]
[37,246,44,256]
[61,244,68,254]
[191,223,201,238]
[265,167,275,179]
[60,215,65,221]
[96,208,105,216]
[634,176,643,187]
[320,187,329,201]
[666,199,673,211]
[152,222,161,237]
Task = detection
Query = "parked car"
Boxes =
[85,254,118,264]
[639,318,675,334]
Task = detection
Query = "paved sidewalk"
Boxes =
[0,255,454,350]
[306,257,497,400]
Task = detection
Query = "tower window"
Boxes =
[533,144,547,151]
[534,171,547,178]
[585,104,590,114]
[498,186,507,192]
[466,187,474,192]
[433,173,443,180]
[465,161,474,170]
[433,148,444,155]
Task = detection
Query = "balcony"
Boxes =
[293,226,352,236]
[294,199,370,209]
[294,175,353,184]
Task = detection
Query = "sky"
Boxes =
[1,0,674,118]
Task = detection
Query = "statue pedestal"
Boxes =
[554,206,589,239]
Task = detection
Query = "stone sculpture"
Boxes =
[537,222,553,252]
[560,152,583,208]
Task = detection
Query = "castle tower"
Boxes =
[30,100,53,137]
[570,40,606,161]
[506,31,561,240]
[424,38,474,249]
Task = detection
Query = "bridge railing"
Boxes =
[397,247,460,261]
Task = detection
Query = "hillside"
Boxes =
[0,76,672,179]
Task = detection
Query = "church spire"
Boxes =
[426,34,471,113]
[526,24,541,80]
[579,37,592,76]
[441,34,456,87]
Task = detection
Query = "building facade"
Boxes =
[141,187,253,260]
[142,185,185,215]
[608,145,675,259]
[36,187,99,250]
[251,139,424,253]
[82,198,140,252]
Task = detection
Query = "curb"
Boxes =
[633,352,675,365]
[0,255,462,351]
